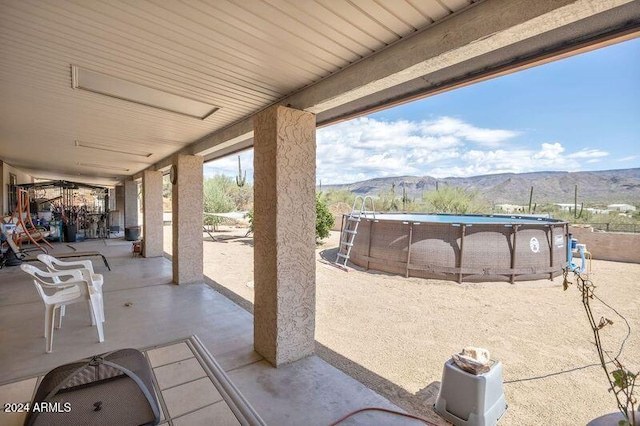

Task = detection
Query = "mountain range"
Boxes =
[321,168,640,206]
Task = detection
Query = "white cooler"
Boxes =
[434,358,507,426]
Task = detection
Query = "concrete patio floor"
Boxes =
[0,238,423,426]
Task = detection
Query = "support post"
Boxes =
[171,155,204,284]
[549,226,554,280]
[0,160,4,215]
[253,105,316,367]
[123,179,138,229]
[458,224,466,284]
[114,185,125,232]
[366,220,374,270]
[142,170,163,257]
[511,225,519,284]
[406,223,413,278]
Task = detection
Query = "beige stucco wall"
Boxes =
[110,185,125,231]
[570,226,640,264]
[0,161,3,215]
[172,155,204,284]
[143,170,163,258]
[253,105,316,367]
[124,179,138,228]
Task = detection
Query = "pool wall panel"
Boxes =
[344,214,568,283]
[369,221,410,276]
[409,224,459,280]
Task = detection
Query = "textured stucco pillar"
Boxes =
[0,160,4,215]
[124,179,138,228]
[114,185,125,231]
[172,155,203,284]
[253,105,316,367]
[142,170,163,258]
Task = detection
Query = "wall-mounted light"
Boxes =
[75,140,152,158]
[71,65,219,119]
[77,162,130,172]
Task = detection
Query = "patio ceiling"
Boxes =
[0,0,639,186]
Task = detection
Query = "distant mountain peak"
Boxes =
[321,168,640,205]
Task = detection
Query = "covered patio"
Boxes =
[1,0,639,424]
[0,238,424,425]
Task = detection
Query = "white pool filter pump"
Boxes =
[434,347,507,426]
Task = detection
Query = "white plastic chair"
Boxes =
[36,254,100,280]
[21,264,104,353]
[37,254,105,323]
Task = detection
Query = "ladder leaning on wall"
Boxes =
[335,196,376,268]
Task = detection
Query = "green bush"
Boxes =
[323,189,356,207]
[316,193,334,242]
[203,175,253,230]
[203,174,253,213]
[203,175,234,212]
[245,209,254,234]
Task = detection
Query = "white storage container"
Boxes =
[434,358,507,426]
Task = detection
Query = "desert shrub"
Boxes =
[203,175,251,230]
[226,181,253,211]
[423,186,488,214]
[323,189,356,207]
[203,175,234,211]
[203,175,253,212]
[162,178,172,199]
[378,183,400,211]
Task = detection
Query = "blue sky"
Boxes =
[205,37,640,184]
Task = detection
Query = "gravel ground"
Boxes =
[165,226,640,425]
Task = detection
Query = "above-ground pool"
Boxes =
[341,213,569,283]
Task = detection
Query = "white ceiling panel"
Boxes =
[0,0,473,185]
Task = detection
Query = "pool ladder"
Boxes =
[335,196,376,267]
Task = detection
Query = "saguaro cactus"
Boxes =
[389,182,398,211]
[574,184,584,219]
[528,186,534,214]
[235,155,246,187]
[402,184,408,211]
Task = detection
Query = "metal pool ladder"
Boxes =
[335,196,376,267]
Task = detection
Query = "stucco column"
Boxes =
[142,170,163,258]
[171,154,203,284]
[124,179,138,228]
[114,185,125,231]
[0,160,4,215]
[253,105,316,367]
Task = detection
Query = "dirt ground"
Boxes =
[164,226,640,425]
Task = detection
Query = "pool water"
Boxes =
[368,213,559,225]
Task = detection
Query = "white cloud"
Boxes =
[420,117,519,147]
[567,148,609,159]
[316,116,531,182]
[533,142,565,160]
[203,116,604,185]
[453,141,592,176]
[618,155,638,162]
